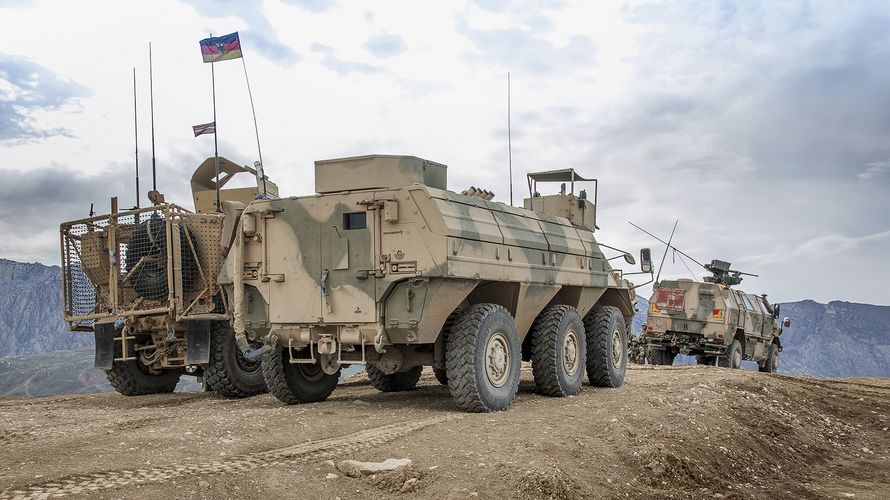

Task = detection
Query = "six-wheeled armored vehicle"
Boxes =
[222,155,652,412]
[643,260,791,372]
[59,157,277,397]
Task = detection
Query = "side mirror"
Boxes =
[623,253,636,265]
[774,303,781,319]
[782,317,791,328]
[640,248,653,274]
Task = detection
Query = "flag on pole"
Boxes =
[192,121,216,137]
[199,32,242,63]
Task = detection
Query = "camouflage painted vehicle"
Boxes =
[642,260,791,372]
[224,155,652,412]
[59,157,277,397]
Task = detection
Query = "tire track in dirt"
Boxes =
[0,412,465,499]
[0,383,568,499]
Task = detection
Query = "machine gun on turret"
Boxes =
[702,259,758,287]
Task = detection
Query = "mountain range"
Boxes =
[0,259,886,396]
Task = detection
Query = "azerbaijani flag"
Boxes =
[199,32,242,63]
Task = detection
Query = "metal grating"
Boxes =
[60,204,226,330]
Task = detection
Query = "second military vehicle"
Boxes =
[223,155,652,412]
[643,259,791,372]
[60,157,277,397]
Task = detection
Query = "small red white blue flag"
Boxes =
[192,121,216,137]
[199,32,242,63]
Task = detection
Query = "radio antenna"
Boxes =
[629,221,706,269]
[132,67,140,209]
[507,72,513,206]
[654,220,677,284]
[149,42,157,193]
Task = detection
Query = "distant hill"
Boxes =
[776,300,890,378]
[0,259,92,356]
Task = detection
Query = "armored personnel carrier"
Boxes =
[223,155,652,412]
[643,260,791,371]
[60,157,277,397]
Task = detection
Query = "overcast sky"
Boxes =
[1,0,888,305]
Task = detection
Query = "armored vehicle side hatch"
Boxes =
[191,156,279,214]
[523,168,597,231]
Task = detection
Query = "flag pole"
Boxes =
[133,67,140,210]
[210,33,220,212]
[149,42,157,194]
[240,53,266,195]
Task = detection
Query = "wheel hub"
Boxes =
[611,328,624,368]
[733,349,742,368]
[485,332,511,388]
[563,330,579,375]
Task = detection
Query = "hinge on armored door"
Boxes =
[321,269,332,313]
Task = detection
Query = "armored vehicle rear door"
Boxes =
[320,198,376,323]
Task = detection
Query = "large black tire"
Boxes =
[433,307,465,386]
[366,365,422,392]
[530,305,586,397]
[719,340,743,369]
[649,349,676,366]
[583,306,628,387]
[262,347,339,405]
[759,343,779,373]
[126,215,198,301]
[105,333,181,396]
[446,303,521,412]
[203,322,266,398]
[696,355,717,366]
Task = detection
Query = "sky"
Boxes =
[0,0,888,305]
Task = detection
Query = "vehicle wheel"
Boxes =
[433,307,464,386]
[696,355,717,366]
[759,344,779,373]
[433,368,449,385]
[719,340,743,369]
[203,321,266,398]
[649,349,676,366]
[584,306,628,387]
[367,365,422,392]
[262,346,339,404]
[105,334,182,396]
[446,303,521,412]
[530,305,586,397]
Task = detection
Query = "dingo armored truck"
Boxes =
[60,157,277,397]
[224,155,652,412]
[643,260,791,371]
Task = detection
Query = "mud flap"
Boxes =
[93,323,115,370]
[186,320,212,364]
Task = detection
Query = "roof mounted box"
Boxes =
[315,154,447,193]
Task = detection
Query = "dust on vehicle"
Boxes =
[59,157,277,397]
[224,155,653,412]
[642,259,791,371]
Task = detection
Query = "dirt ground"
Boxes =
[0,364,888,499]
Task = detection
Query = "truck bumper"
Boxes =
[647,332,725,356]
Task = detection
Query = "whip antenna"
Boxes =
[654,220,678,284]
[132,67,140,209]
[507,72,513,206]
[149,42,157,193]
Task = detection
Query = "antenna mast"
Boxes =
[132,67,140,209]
[149,42,157,194]
[507,72,513,206]
[654,220,678,284]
